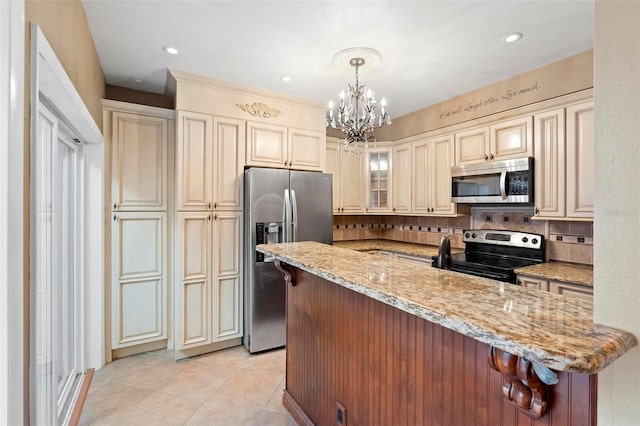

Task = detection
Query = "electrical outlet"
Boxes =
[337,401,347,426]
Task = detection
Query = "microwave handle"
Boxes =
[500,170,507,200]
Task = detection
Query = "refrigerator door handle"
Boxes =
[291,189,298,242]
[283,189,292,242]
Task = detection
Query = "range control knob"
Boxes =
[471,233,477,239]
[522,237,529,243]
[532,238,539,245]
[465,232,470,238]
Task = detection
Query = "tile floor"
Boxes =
[79,346,295,425]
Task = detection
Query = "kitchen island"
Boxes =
[257,241,636,426]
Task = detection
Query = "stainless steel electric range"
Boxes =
[433,229,545,284]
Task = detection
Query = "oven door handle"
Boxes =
[499,170,507,200]
[451,267,510,282]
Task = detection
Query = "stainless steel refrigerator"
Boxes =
[243,167,333,353]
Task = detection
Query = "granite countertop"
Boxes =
[257,241,636,374]
[334,239,463,258]
[515,262,593,287]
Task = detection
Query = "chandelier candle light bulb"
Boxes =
[327,50,391,154]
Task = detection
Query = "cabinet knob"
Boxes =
[208,202,212,209]
[489,153,494,160]
[535,207,540,215]
[113,203,117,210]
[284,161,288,167]
[214,214,217,220]
[208,214,212,221]
[484,154,489,161]
[393,207,396,212]
[113,214,117,222]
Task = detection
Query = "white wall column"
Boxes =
[594,1,640,424]
[0,0,25,424]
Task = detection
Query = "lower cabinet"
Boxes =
[175,211,243,358]
[111,211,168,350]
[517,274,592,301]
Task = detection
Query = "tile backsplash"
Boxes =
[333,206,593,265]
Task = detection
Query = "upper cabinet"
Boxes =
[325,139,365,214]
[111,111,169,211]
[365,148,392,214]
[533,100,594,220]
[565,101,594,219]
[246,121,325,171]
[454,116,532,166]
[176,111,245,211]
[412,134,456,216]
[392,143,412,214]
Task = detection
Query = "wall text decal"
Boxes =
[439,81,541,120]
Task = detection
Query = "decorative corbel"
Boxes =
[274,259,297,286]
[487,346,554,419]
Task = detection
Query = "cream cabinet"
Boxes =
[111,211,167,349]
[549,280,593,301]
[105,101,174,357]
[111,111,168,211]
[176,112,245,211]
[412,134,456,216]
[532,101,594,220]
[246,121,325,171]
[516,275,549,291]
[566,101,594,219]
[175,211,242,356]
[326,139,365,214]
[454,116,532,166]
[365,148,392,214]
[392,143,412,214]
[533,108,566,218]
[516,274,593,301]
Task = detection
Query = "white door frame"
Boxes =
[29,23,104,422]
[0,0,25,424]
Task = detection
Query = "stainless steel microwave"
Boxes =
[451,157,533,203]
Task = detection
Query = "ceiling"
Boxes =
[82,0,594,118]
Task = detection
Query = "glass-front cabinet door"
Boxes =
[365,148,392,213]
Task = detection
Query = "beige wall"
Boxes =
[594,1,640,424]
[25,0,105,126]
[375,50,593,141]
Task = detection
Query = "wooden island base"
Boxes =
[281,267,596,426]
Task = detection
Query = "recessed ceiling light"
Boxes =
[281,76,292,82]
[163,46,179,55]
[133,77,144,83]
[502,33,523,43]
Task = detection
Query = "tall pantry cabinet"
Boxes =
[174,111,245,359]
[103,100,175,360]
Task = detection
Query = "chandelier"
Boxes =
[326,53,391,155]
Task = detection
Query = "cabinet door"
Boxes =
[111,212,167,349]
[534,109,566,218]
[549,280,593,301]
[454,126,489,166]
[340,150,365,214]
[112,112,167,210]
[288,128,325,171]
[430,135,456,215]
[325,141,341,213]
[517,275,549,291]
[246,121,288,168]
[365,148,392,213]
[393,143,412,214]
[213,117,245,210]
[411,140,430,214]
[490,116,533,161]
[212,212,243,341]
[176,111,213,211]
[175,212,212,350]
[566,101,594,218]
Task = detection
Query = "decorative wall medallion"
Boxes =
[236,102,284,118]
